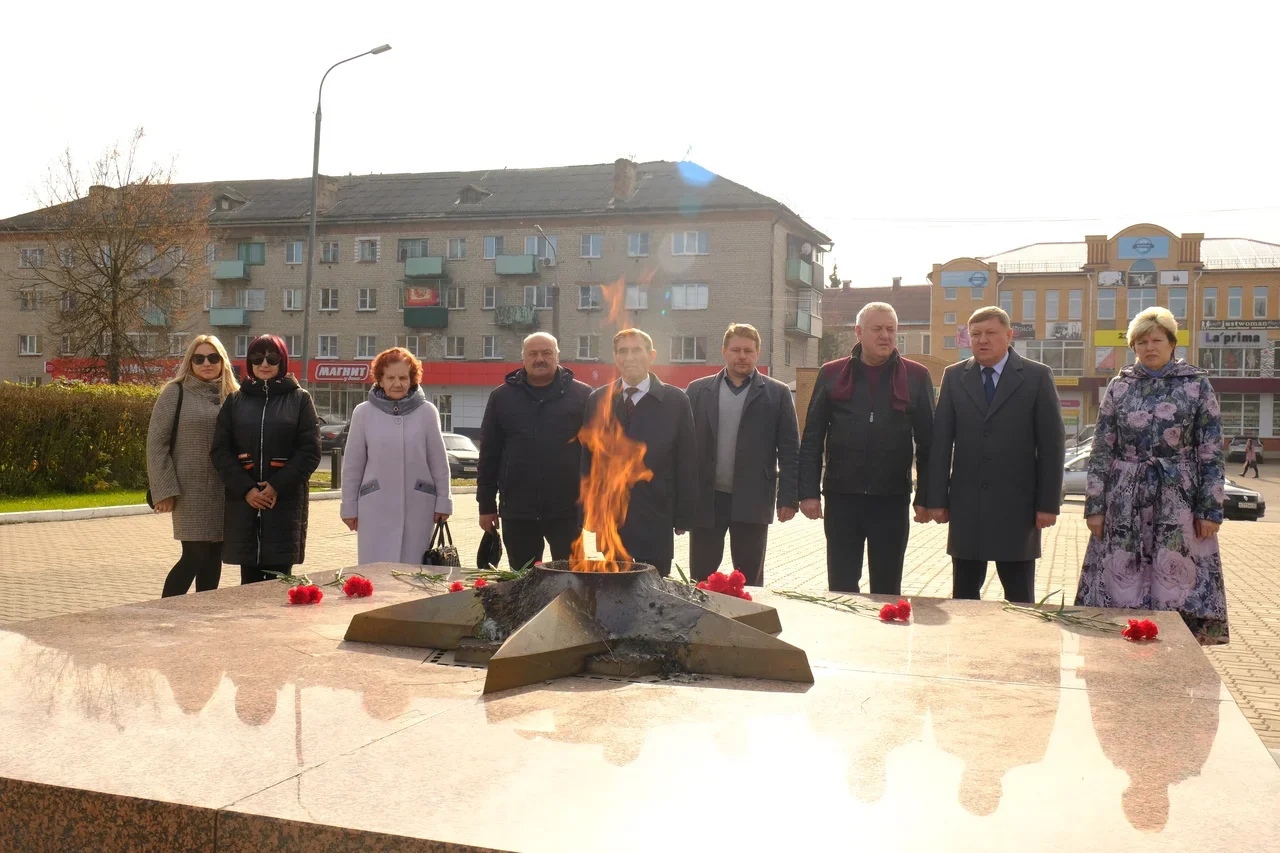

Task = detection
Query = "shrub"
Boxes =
[0,382,161,496]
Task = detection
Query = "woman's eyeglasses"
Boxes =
[248,352,282,367]
[191,353,222,366]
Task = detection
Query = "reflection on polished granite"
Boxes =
[0,562,1276,851]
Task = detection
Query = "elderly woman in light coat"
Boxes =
[341,347,453,564]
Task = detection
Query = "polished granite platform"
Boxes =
[1,562,1276,852]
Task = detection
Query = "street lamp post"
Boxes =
[300,44,391,392]
[534,224,559,343]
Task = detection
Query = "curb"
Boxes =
[0,485,478,526]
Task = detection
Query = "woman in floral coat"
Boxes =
[1076,307,1229,645]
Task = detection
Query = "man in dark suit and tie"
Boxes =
[926,305,1065,603]
[582,328,696,576]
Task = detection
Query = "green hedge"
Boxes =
[0,382,161,496]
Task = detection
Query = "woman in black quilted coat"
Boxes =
[211,335,321,584]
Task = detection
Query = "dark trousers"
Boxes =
[1242,459,1260,477]
[162,541,223,597]
[689,491,769,586]
[952,558,1035,603]
[823,493,911,595]
[242,564,291,585]
[501,517,580,571]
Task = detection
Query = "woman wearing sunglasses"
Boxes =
[211,335,321,585]
[148,335,240,596]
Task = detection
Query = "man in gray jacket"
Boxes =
[686,324,799,586]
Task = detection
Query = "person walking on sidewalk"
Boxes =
[687,323,799,587]
[148,335,240,597]
[1241,437,1260,478]
[799,302,936,595]
[340,347,453,564]
[211,335,321,585]
[477,333,591,570]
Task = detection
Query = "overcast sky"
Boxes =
[6,0,1279,285]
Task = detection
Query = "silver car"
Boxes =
[1062,451,1265,521]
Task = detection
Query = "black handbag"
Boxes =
[146,383,184,509]
[422,520,460,567]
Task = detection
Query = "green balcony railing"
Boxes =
[495,305,539,328]
[404,306,449,328]
[403,256,445,278]
[495,254,538,275]
[214,260,249,281]
[786,258,813,287]
[141,307,168,327]
[209,307,249,327]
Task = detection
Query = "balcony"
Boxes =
[214,260,249,281]
[403,256,445,278]
[495,254,538,275]
[403,307,449,329]
[786,258,813,287]
[209,307,249,327]
[495,305,539,329]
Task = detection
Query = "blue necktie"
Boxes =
[982,367,996,405]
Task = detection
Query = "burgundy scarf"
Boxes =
[826,345,910,412]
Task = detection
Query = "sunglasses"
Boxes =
[191,353,222,366]
[248,352,282,367]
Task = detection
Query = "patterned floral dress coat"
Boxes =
[1075,359,1229,645]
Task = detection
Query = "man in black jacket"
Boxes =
[477,332,592,570]
[799,302,935,595]
[686,323,799,587]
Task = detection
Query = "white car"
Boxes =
[1061,450,1091,500]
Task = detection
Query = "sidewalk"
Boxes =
[2,489,1278,751]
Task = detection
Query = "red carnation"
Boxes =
[473,578,489,589]
[879,603,898,622]
[741,591,752,601]
[342,576,374,598]
[727,570,747,592]
[1122,618,1159,641]
[894,599,912,621]
[695,580,709,590]
[1140,619,1159,639]
[287,585,309,605]
[708,572,730,592]
[449,581,465,592]
[306,585,324,603]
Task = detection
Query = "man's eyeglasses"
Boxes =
[248,352,281,367]
[191,353,222,366]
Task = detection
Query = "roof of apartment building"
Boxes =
[983,237,1280,272]
[0,159,831,242]
[821,282,931,327]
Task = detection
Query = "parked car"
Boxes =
[1227,437,1265,464]
[320,420,348,452]
[319,413,346,427]
[1061,449,1091,500]
[1063,453,1265,521]
[444,433,480,478]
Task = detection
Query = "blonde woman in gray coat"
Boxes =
[148,335,240,596]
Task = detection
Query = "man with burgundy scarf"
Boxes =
[799,303,935,594]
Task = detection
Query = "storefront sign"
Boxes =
[1094,329,1191,346]
[956,325,970,348]
[1201,320,1280,330]
[1054,377,1080,387]
[310,361,371,383]
[1199,330,1266,348]
[1045,321,1083,341]
[1060,395,1081,429]
[44,357,179,383]
[1128,271,1157,288]
[1011,322,1035,339]
[1098,271,1126,287]
[1095,347,1117,371]
[1118,236,1170,259]
[1160,270,1190,285]
[940,270,989,289]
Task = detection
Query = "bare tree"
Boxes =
[7,129,209,383]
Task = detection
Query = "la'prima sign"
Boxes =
[1198,330,1265,348]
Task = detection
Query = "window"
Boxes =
[397,239,427,260]
[283,289,304,311]
[577,335,600,360]
[1068,289,1082,321]
[1168,287,1187,320]
[1254,286,1268,319]
[60,335,73,355]
[19,289,42,311]
[240,289,266,311]
[357,239,379,263]
[18,334,40,355]
[17,376,43,386]
[446,336,465,359]
[168,334,187,355]
[1217,393,1261,435]
[321,241,340,263]
[445,286,466,310]
[204,244,217,266]
[283,335,301,357]
[483,286,497,310]
[1228,286,1243,319]
[357,288,378,311]
[1203,288,1217,319]
[1272,396,1280,437]
[447,238,466,260]
[628,232,649,257]
[944,288,957,301]
[356,335,377,359]
[19,248,45,268]
[944,336,957,349]
[971,288,985,300]
[234,335,251,358]
[524,234,557,261]
[482,336,499,359]
[525,285,554,309]
[999,290,1013,315]
[670,336,707,362]
[1097,290,1115,321]
[320,288,339,311]
[784,340,792,366]
[921,333,931,356]
[237,242,266,265]
[1200,348,1262,378]
[317,335,338,358]
[1128,287,1156,319]
[943,312,957,325]
[1021,291,1036,322]
[435,395,452,432]
[60,291,76,312]
[395,335,423,357]
[670,283,709,310]
[484,236,504,259]
[1018,340,1085,376]
[581,233,603,258]
[285,241,304,264]
[579,285,602,310]
[1045,290,1059,322]
[626,284,648,310]
[206,289,218,310]
[896,334,908,352]
[672,231,709,256]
